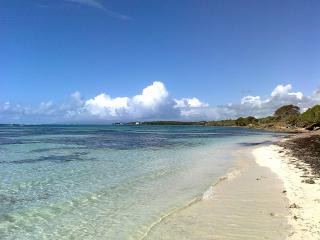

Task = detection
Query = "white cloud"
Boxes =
[70,91,83,104]
[1,102,11,111]
[241,84,306,109]
[240,96,262,107]
[1,82,319,123]
[84,81,171,119]
[173,97,210,119]
[64,0,132,20]
[311,89,320,102]
[270,84,303,101]
[65,0,106,10]
[132,81,169,109]
[85,94,129,117]
[174,97,208,108]
[220,84,313,118]
[171,84,318,120]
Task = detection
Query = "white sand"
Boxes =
[253,144,320,239]
[145,149,290,239]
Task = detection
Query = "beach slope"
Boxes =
[253,131,320,239]
[145,147,290,239]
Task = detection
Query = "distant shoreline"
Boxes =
[116,120,310,134]
[116,104,320,134]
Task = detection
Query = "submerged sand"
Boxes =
[145,147,290,239]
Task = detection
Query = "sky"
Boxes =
[0,0,319,123]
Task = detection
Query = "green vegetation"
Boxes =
[235,116,258,126]
[300,105,320,125]
[205,105,304,129]
[257,116,277,125]
[274,105,300,118]
[119,104,320,132]
[206,119,236,126]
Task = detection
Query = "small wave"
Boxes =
[202,186,215,200]
[202,167,242,200]
[140,167,243,239]
[139,197,201,240]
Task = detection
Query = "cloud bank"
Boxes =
[0,82,319,123]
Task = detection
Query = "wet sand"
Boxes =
[145,147,290,239]
[254,141,320,239]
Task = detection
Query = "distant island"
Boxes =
[115,104,320,132]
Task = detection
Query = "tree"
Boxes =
[300,105,320,125]
[274,105,300,118]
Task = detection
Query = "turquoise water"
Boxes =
[0,125,279,239]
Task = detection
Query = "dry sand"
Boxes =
[253,144,320,239]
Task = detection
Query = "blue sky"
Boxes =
[0,0,319,123]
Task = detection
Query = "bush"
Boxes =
[258,116,277,124]
[284,115,306,127]
[300,105,320,125]
[235,116,258,126]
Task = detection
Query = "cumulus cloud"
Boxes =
[85,94,129,117]
[172,83,318,120]
[174,97,208,108]
[173,97,209,118]
[240,96,262,107]
[130,81,171,118]
[84,81,173,119]
[132,82,169,108]
[226,84,310,117]
[0,102,28,117]
[0,82,319,123]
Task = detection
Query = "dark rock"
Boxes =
[303,179,315,184]
[306,123,320,131]
[289,203,299,209]
[278,135,320,176]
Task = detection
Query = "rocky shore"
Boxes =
[278,130,320,179]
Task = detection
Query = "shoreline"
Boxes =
[253,131,320,239]
[145,131,320,239]
[145,143,291,239]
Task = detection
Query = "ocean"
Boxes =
[0,125,280,239]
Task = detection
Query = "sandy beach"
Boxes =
[253,133,320,239]
[145,145,291,239]
[144,132,320,239]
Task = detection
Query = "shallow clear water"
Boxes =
[0,125,280,239]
